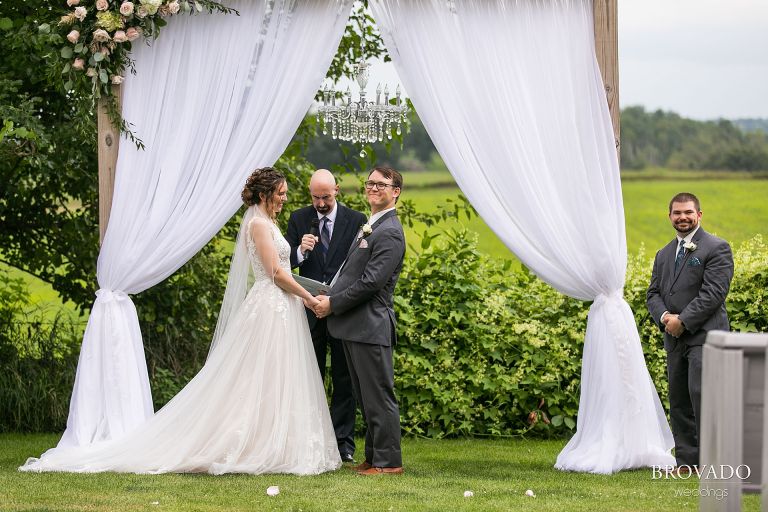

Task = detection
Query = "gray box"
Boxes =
[700,330,768,511]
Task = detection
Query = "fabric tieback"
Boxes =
[95,289,129,303]
[674,240,686,271]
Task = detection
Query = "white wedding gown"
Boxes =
[20,220,341,475]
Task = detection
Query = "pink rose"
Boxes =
[72,58,85,71]
[92,28,110,42]
[113,30,128,43]
[66,0,80,6]
[136,6,148,18]
[96,0,109,11]
[167,1,180,14]
[74,6,87,21]
[111,75,124,85]
[86,67,97,77]
[125,27,140,41]
[66,30,80,43]
[119,1,134,15]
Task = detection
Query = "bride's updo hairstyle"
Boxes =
[241,167,286,208]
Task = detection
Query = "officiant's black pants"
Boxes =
[311,318,356,458]
[342,338,402,468]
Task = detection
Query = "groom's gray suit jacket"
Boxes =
[647,226,733,350]
[327,210,405,345]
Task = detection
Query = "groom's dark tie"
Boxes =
[674,240,686,271]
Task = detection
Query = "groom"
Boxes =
[313,166,406,475]
[647,192,734,469]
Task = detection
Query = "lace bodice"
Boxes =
[246,220,291,283]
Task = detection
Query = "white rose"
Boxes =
[95,0,109,11]
[266,486,280,497]
[683,241,697,251]
[167,1,180,14]
[140,0,162,15]
[111,75,124,85]
[361,223,372,236]
[74,6,87,21]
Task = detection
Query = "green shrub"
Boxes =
[394,231,768,438]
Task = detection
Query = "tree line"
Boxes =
[299,107,768,173]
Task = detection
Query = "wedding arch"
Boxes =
[64,0,675,474]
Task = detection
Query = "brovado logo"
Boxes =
[652,465,752,480]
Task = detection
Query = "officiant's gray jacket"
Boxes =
[647,227,733,349]
[327,210,405,346]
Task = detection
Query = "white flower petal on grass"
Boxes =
[463,490,474,498]
[150,501,160,505]
[266,486,280,497]
[525,489,536,498]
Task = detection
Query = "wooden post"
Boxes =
[593,0,620,154]
[97,85,122,244]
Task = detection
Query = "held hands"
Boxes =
[302,295,320,310]
[663,313,685,338]
[312,295,331,319]
[300,234,318,254]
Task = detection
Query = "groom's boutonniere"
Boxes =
[361,223,373,237]
[683,241,697,252]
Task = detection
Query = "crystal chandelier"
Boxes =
[317,58,408,144]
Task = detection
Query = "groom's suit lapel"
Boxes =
[343,209,396,260]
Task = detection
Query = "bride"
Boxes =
[20,167,341,475]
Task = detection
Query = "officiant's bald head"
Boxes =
[309,169,339,215]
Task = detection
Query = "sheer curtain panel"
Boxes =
[59,0,352,448]
[371,0,675,473]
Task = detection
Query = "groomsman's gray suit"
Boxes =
[327,209,405,468]
[647,226,733,466]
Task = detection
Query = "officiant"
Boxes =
[286,169,368,463]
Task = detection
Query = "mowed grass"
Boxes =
[1,434,760,511]
[394,173,768,261]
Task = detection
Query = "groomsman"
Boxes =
[314,167,406,475]
[286,169,367,463]
[647,192,734,470]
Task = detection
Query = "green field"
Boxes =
[1,434,760,511]
[394,173,768,261]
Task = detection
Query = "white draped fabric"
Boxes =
[371,0,675,473]
[59,0,352,448]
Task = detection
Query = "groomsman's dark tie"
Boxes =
[674,240,686,271]
[319,216,330,256]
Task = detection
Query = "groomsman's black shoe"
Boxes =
[340,453,355,464]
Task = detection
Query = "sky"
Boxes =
[337,0,768,121]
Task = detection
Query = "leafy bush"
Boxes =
[393,232,768,438]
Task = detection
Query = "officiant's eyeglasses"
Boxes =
[364,181,398,190]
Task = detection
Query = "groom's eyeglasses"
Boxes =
[364,181,398,190]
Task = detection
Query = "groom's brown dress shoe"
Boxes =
[349,461,372,471]
[357,466,404,475]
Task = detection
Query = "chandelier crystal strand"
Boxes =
[317,58,408,145]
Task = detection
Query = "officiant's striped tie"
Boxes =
[319,216,330,256]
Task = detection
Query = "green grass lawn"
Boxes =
[1,434,759,511]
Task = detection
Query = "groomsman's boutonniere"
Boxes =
[683,241,697,252]
[361,223,373,237]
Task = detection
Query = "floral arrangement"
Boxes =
[45,0,236,145]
